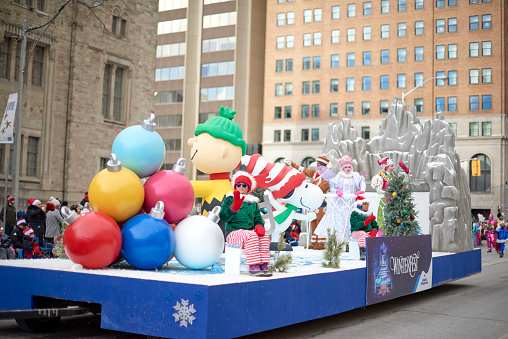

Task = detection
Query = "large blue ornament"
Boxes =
[121,202,175,270]
[112,114,165,178]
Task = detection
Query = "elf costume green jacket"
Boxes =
[350,209,379,233]
[219,193,264,232]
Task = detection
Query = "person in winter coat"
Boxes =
[21,227,45,258]
[350,196,378,260]
[220,171,272,277]
[496,221,508,258]
[0,195,17,236]
[0,229,15,259]
[26,199,46,244]
[45,200,63,245]
[10,218,28,255]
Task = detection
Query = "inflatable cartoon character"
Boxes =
[241,154,324,240]
[187,106,246,235]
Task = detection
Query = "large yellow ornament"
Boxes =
[89,154,144,222]
[392,192,397,197]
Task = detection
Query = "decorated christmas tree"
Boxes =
[383,171,421,236]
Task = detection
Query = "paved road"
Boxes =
[0,244,507,339]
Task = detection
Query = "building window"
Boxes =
[287,11,295,25]
[380,75,389,89]
[469,122,479,136]
[347,53,355,66]
[469,16,479,30]
[482,122,491,136]
[397,48,406,62]
[469,69,479,84]
[482,41,491,56]
[0,38,9,79]
[415,0,424,9]
[346,78,355,92]
[415,72,424,87]
[436,19,445,33]
[26,137,38,176]
[302,81,310,94]
[380,100,389,114]
[448,70,457,85]
[449,123,457,136]
[448,18,457,32]
[304,9,312,23]
[331,54,339,68]
[414,98,423,112]
[436,97,445,111]
[301,105,310,118]
[301,129,309,141]
[362,101,370,115]
[301,157,315,168]
[347,28,355,42]
[436,0,445,7]
[276,59,283,72]
[312,80,320,94]
[312,104,320,118]
[363,26,371,40]
[303,33,311,47]
[274,106,282,119]
[362,76,371,90]
[311,128,319,141]
[103,64,128,122]
[448,96,457,111]
[398,0,406,11]
[363,51,371,65]
[284,106,292,118]
[362,126,370,139]
[286,59,293,72]
[381,0,390,13]
[398,23,406,37]
[274,130,281,142]
[436,71,446,86]
[276,36,284,49]
[448,44,457,59]
[202,36,235,53]
[397,74,406,88]
[285,83,293,96]
[303,57,311,70]
[200,86,235,101]
[381,24,389,39]
[154,90,184,104]
[314,8,322,22]
[277,13,285,26]
[469,154,491,192]
[275,83,283,96]
[436,45,445,60]
[202,12,236,29]
[284,130,291,142]
[32,46,43,86]
[330,79,339,92]
[482,14,491,29]
[332,6,340,19]
[348,3,356,17]
[415,21,424,35]
[313,32,321,45]
[313,56,321,70]
[331,30,340,44]
[330,103,338,117]
[346,102,354,116]
[470,42,479,57]
[482,95,492,110]
[201,61,235,77]
[482,68,491,83]
[286,35,294,48]
[158,18,188,34]
[164,139,182,152]
[469,95,479,110]
[364,2,372,15]
[415,46,424,61]
[380,49,389,64]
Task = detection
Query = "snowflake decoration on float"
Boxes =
[173,299,196,327]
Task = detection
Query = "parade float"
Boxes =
[0,101,480,338]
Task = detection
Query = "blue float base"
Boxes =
[0,249,481,338]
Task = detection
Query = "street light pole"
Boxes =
[401,75,448,105]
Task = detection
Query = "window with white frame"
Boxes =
[303,33,311,47]
[287,12,295,25]
[346,78,354,91]
[448,44,457,58]
[448,18,457,32]
[364,2,372,15]
[301,105,309,118]
[346,102,354,116]
[381,24,389,39]
[436,19,445,34]
[348,3,356,17]
[347,28,355,42]
[363,26,371,40]
[398,23,406,37]
[397,73,406,88]
[332,6,340,19]
[381,0,389,13]
[277,13,285,26]
[331,30,340,43]
[482,41,491,56]
[276,36,284,49]
[482,68,491,83]
[415,46,424,61]
[304,9,312,23]
[469,42,479,57]
[313,32,321,45]
[286,35,294,48]
[397,48,406,62]
[415,21,424,35]
[314,8,322,22]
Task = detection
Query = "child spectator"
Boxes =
[496,222,508,258]
[22,227,45,258]
[0,230,15,259]
[10,218,28,256]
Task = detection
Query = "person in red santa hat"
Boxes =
[0,195,17,236]
[350,196,378,260]
[21,227,45,258]
[219,171,272,277]
[26,199,46,244]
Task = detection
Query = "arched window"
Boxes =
[274,157,285,164]
[470,153,491,192]
[301,157,315,168]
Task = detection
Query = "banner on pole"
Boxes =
[0,93,16,144]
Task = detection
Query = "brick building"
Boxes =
[0,0,158,206]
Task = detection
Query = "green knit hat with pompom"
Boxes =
[194,106,246,155]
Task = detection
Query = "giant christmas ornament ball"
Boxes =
[143,159,194,224]
[121,203,175,270]
[89,154,144,223]
[173,208,224,270]
[63,210,122,269]
[112,114,165,178]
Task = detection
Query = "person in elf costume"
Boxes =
[187,106,246,237]
[371,157,409,229]
[496,221,508,258]
[219,171,272,277]
[350,196,378,260]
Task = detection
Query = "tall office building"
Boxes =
[156,0,266,179]
[263,0,506,216]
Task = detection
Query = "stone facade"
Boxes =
[0,0,157,207]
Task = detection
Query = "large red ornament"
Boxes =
[143,158,194,224]
[63,208,122,269]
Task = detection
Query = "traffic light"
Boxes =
[471,159,481,176]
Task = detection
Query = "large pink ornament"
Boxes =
[143,158,194,224]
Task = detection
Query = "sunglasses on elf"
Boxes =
[236,183,248,188]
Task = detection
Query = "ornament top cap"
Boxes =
[61,206,79,225]
[142,113,156,131]
[207,206,221,224]
[150,201,165,220]
[107,153,122,172]
[172,158,187,175]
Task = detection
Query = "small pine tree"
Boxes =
[383,171,421,236]
[269,232,292,272]
[322,228,346,268]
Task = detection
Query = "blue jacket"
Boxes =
[496,226,508,240]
